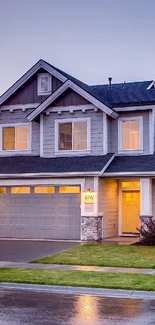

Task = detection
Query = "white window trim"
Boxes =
[37,73,52,96]
[0,122,32,153]
[55,117,91,155]
[118,116,143,154]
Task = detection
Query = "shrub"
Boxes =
[137,218,155,246]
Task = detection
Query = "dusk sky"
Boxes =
[0,0,155,95]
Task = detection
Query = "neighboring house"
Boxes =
[0,59,154,241]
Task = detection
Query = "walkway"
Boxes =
[0,262,155,274]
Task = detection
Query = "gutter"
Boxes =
[103,171,155,177]
[0,171,101,179]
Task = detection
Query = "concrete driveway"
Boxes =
[0,240,80,262]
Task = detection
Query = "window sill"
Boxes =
[55,150,91,156]
[38,92,51,96]
[118,149,143,155]
[0,150,32,156]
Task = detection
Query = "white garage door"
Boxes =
[0,185,81,240]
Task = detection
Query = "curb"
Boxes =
[0,283,155,300]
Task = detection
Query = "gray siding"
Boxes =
[43,110,104,157]
[109,111,150,155]
[0,109,40,156]
[52,89,89,107]
[4,70,63,105]
[99,178,118,238]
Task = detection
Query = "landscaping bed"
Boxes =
[31,244,155,269]
[0,268,154,291]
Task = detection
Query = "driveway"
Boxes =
[0,240,80,262]
[0,289,154,325]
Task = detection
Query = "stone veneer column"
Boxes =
[81,216,102,241]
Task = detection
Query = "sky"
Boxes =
[0,0,155,95]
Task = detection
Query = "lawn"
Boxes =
[0,268,154,291]
[32,244,155,269]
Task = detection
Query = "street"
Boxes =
[0,289,154,324]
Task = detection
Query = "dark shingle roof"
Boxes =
[90,81,155,108]
[0,154,113,174]
[46,61,155,108]
[105,154,155,173]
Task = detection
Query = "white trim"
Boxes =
[118,180,122,236]
[94,176,99,216]
[0,122,31,153]
[37,73,52,96]
[0,60,67,106]
[100,154,115,175]
[140,178,152,216]
[115,105,155,112]
[103,113,108,154]
[118,116,143,154]
[147,81,155,90]
[40,114,43,157]
[27,79,118,121]
[0,177,85,186]
[104,171,155,177]
[46,104,95,114]
[149,110,154,154]
[0,103,40,111]
[0,171,100,178]
[55,117,91,154]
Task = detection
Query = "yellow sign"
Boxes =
[82,192,96,213]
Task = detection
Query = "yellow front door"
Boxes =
[122,191,140,233]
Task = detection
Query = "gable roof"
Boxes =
[27,79,118,121]
[1,59,155,112]
[0,60,67,106]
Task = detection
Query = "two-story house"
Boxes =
[0,59,154,241]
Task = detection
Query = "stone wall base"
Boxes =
[81,216,102,241]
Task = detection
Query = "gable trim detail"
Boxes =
[0,60,67,106]
[27,79,118,121]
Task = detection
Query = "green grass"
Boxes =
[32,244,155,269]
[0,268,154,291]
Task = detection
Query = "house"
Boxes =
[0,59,154,241]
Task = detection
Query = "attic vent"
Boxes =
[147,81,155,90]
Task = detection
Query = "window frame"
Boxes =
[0,123,31,153]
[37,73,52,96]
[55,117,91,155]
[118,116,143,154]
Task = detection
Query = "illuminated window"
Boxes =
[59,186,80,194]
[34,187,55,194]
[0,187,6,194]
[2,125,30,151]
[119,117,143,151]
[11,187,30,194]
[56,118,90,152]
[122,181,140,189]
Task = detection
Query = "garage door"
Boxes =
[0,185,81,240]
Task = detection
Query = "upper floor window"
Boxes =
[37,73,52,96]
[55,118,90,153]
[1,124,30,151]
[118,116,143,153]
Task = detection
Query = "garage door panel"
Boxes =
[0,186,81,239]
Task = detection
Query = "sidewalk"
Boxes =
[0,282,155,300]
[0,261,155,274]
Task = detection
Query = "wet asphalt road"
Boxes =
[0,289,154,325]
